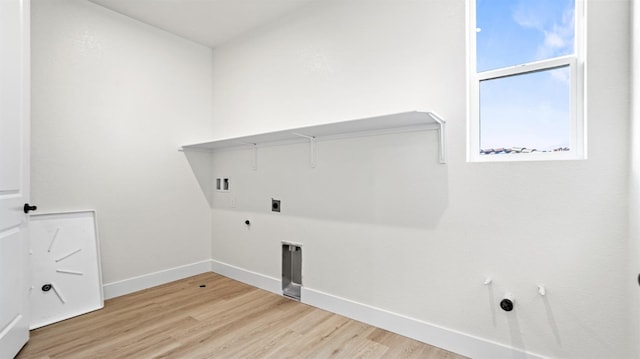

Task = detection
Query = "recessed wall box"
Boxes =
[216,177,230,192]
[272,199,281,212]
[282,243,302,300]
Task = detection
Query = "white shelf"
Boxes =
[182,111,446,166]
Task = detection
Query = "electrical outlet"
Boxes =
[271,199,281,212]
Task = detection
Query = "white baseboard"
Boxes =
[210,259,281,295]
[102,260,212,299]
[210,260,545,359]
[303,288,544,359]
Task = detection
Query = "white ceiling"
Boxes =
[87,0,317,48]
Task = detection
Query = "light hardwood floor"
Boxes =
[17,273,467,359]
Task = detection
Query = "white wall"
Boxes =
[209,0,632,357]
[630,0,640,357]
[31,0,213,285]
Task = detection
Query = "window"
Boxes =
[468,0,585,161]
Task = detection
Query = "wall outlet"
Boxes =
[272,199,281,212]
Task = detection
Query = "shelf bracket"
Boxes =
[426,112,447,164]
[234,141,258,170]
[438,125,446,164]
[251,144,258,170]
[292,132,316,168]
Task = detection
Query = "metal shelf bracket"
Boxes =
[292,132,316,168]
[426,112,447,164]
[234,141,258,170]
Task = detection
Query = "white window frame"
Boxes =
[467,0,586,162]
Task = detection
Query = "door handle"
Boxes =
[23,203,37,214]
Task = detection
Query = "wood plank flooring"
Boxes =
[16,273,467,359]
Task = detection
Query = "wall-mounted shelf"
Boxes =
[182,111,446,167]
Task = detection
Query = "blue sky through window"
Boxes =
[477,0,574,72]
[480,66,571,151]
[476,0,575,153]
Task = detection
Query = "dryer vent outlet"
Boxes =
[282,244,301,300]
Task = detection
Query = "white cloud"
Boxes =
[512,0,574,61]
[549,66,570,84]
[512,1,547,31]
[545,32,565,49]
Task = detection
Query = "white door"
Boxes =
[0,0,31,357]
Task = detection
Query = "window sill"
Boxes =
[468,150,586,163]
